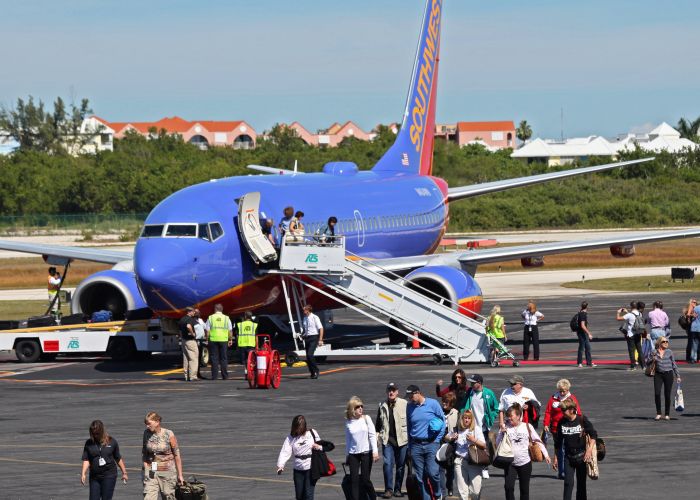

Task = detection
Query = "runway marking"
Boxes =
[148,388,196,392]
[145,368,183,375]
[0,378,171,387]
[0,457,342,489]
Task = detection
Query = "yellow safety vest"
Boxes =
[208,313,230,342]
[236,320,257,348]
[48,275,59,295]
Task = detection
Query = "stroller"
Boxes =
[486,330,519,368]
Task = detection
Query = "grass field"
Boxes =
[562,275,700,292]
[0,300,58,321]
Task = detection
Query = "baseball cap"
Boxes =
[467,374,483,384]
[386,383,399,392]
[509,375,525,385]
[405,384,420,396]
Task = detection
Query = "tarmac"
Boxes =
[1,293,699,499]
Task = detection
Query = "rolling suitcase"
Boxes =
[404,454,423,500]
[341,462,375,500]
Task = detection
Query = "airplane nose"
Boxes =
[134,239,200,311]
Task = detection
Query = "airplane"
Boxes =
[2,0,699,329]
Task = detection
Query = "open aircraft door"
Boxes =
[237,192,278,264]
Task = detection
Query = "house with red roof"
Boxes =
[94,116,256,150]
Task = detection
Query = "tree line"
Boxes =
[2,97,700,231]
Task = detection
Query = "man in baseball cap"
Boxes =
[499,374,541,431]
[406,384,445,499]
[376,382,408,498]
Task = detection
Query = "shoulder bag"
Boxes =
[644,352,657,377]
[310,429,336,481]
[527,424,544,462]
[492,431,514,469]
[586,436,599,480]
[467,442,491,466]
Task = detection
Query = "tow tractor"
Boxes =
[0,318,180,362]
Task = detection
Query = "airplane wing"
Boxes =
[247,164,304,175]
[0,241,132,264]
[370,228,700,273]
[447,158,653,202]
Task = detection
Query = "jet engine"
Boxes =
[403,266,483,318]
[610,244,636,258]
[71,266,147,320]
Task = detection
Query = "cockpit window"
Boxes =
[209,222,224,241]
[165,224,197,237]
[198,223,210,241]
[141,225,165,237]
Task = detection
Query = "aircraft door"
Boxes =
[236,192,278,264]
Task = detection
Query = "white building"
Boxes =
[512,122,698,166]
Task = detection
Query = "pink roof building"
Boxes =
[455,121,515,150]
[94,116,257,150]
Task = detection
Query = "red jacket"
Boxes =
[543,392,581,434]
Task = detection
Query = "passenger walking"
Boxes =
[406,385,445,500]
[680,298,696,362]
[573,302,595,368]
[647,336,681,420]
[543,379,582,480]
[178,307,198,381]
[450,410,486,500]
[463,374,499,479]
[552,400,597,500]
[81,420,128,500]
[317,216,338,244]
[689,298,700,363]
[288,211,306,243]
[648,301,670,342]
[205,303,233,380]
[345,396,379,500]
[375,383,408,499]
[436,368,470,410]
[498,375,541,430]
[236,311,257,376]
[142,412,184,500]
[302,305,324,379]
[440,392,460,497]
[521,300,544,361]
[497,404,550,500]
[616,301,644,370]
[277,415,323,500]
[486,306,507,365]
[279,206,294,245]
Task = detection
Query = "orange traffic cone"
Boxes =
[412,332,420,349]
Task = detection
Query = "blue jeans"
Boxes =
[691,331,700,362]
[89,475,116,500]
[382,443,407,493]
[576,331,592,365]
[556,444,566,479]
[650,328,666,342]
[410,441,441,500]
[293,469,316,500]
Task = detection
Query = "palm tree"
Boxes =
[516,120,532,146]
[676,116,700,141]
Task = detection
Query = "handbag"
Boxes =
[644,354,656,377]
[595,438,606,462]
[586,436,599,480]
[527,424,544,462]
[492,431,514,469]
[435,442,456,469]
[675,383,685,412]
[310,429,336,481]
[467,444,491,466]
[175,477,206,500]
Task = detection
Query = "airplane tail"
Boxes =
[373,0,442,177]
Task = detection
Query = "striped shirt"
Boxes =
[650,348,679,377]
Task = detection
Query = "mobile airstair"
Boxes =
[235,193,490,365]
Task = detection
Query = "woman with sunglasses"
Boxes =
[647,336,681,420]
[449,410,487,500]
[552,399,597,500]
[345,396,379,500]
[436,368,469,410]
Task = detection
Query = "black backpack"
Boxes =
[632,312,646,335]
[570,312,580,332]
[679,314,691,331]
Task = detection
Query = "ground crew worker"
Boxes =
[236,311,257,377]
[47,267,62,317]
[205,303,233,380]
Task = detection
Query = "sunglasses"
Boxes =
[355,405,363,409]
[661,341,669,344]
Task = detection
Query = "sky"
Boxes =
[1,0,699,139]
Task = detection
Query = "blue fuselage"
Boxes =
[134,170,448,315]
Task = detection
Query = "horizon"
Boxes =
[2,0,699,140]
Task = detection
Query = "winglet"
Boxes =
[373,0,442,177]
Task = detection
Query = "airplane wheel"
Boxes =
[513,360,520,367]
[432,353,443,365]
[199,344,209,366]
[246,351,256,389]
[270,352,282,389]
[285,352,300,366]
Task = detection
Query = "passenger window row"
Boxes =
[302,209,443,235]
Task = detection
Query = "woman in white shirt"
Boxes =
[449,409,487,500]
[522,300,544,361]
[345,396,379,500]
[277,415,323,500]
[496,404,550,500]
